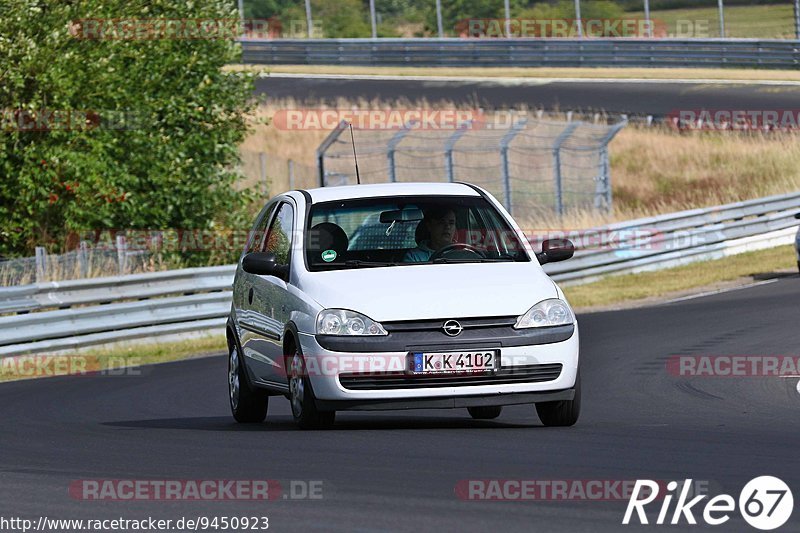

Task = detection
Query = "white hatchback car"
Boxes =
[227,182,579,429]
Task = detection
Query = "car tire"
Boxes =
[536,371,581,427]
[288,350,336,430]
[228,343,268,423]
[467,406,503,420]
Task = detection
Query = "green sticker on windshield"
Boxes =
[321,249,337,262]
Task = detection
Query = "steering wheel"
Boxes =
[429,243,484,261]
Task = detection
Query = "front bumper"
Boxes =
[296,324,579,402]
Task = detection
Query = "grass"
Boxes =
[0,335,227,383]
[563,244,796,309]
[630,4,797,40]
[230,65,800,82]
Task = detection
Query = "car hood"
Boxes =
[298,262,558,322]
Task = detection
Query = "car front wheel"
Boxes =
[228,343,268,423]
[288,351,335,430]
[536,371,581,427]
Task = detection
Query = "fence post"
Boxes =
[116,235,128,275]
[315,120,348,187]
[259,152,268,196]
[288,159,295,190]
[499,119,528,215]
[795,0,800,40]
[594,118,628,212]
[435,0,443,37]
[444,121,471,182]
[35,246,47,283]
[552,122,580,217]
[78,241,90,278]
[387,122,415,183]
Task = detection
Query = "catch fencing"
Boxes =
[317,118,627,217]
[0,237,154,286]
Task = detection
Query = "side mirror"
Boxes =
[795,213,800,220]
[242,252,287,280]
[537,239,575,265]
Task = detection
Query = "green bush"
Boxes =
[0,0,256,264]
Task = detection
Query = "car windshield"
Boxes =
[305,195,530,270]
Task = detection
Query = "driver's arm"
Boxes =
[403,247,431,262]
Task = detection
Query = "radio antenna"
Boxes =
[348,122,361,185]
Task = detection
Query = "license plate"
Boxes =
[409,351,497,374]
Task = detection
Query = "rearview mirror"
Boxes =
[537,239,575,265]
[242,252,288,280]
[379,208,424,223]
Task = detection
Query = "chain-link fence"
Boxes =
[239,150,318,198]
[0,240,156,286]
[316,118,626,219]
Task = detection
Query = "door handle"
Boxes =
[248,288,254,305]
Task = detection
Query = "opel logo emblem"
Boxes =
[443,320,463,337]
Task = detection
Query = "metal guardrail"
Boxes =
[0,265,234,315]
[545,191,800,283]
[241,38,800,69]
[0,191,798,356]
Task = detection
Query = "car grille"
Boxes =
[382,316,518,333]
[339,363,563,390]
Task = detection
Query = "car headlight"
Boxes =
[514,299,573,329]
[316,309,388,336]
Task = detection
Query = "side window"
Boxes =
[264,202,294,265]
[245,203,277,254]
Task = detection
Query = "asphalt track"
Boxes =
[255,75,800,116]
[1,277,798,532]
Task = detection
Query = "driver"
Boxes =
[404,206,457,262]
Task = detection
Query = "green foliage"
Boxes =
[0,0,255,263]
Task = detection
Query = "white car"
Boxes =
[226,182,579,429]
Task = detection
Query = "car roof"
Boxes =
[303,182,480,204]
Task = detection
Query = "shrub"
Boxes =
[0,0,256,264]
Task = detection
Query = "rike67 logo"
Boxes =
[623,476,793,530]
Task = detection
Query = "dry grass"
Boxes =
[607,126,800,217]
[0,249,177,286]
[629,4,796,40]
[0,335,226,383]
[242,98,800,230]
[230,64,800,82]
[564,244,796,310]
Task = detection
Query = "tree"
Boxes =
[0,0,255,261]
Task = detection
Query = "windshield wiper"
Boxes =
[343,260,399,268]
[430,257,517,264]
